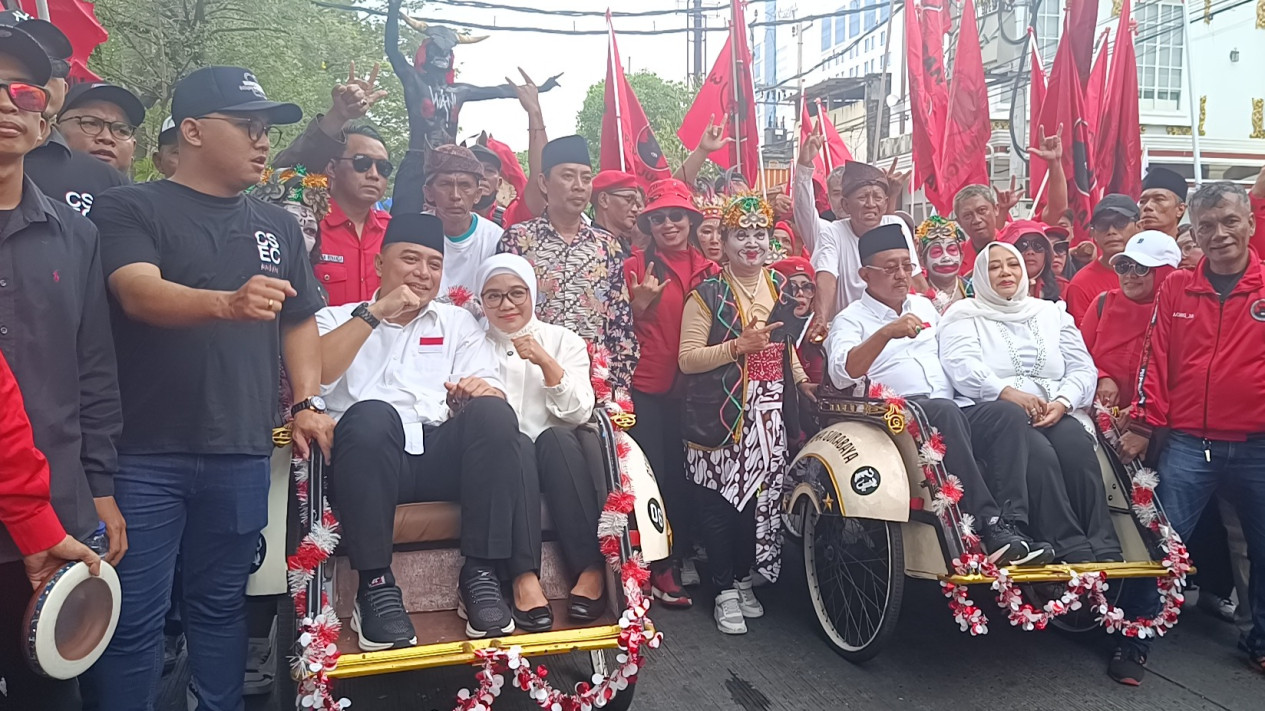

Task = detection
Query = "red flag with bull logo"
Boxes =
[1094,0,1142,198]
[1035,24,1097,244]
[600,14,671,187]
[936,0,991,212]
[678,1,759,178]
[905,0,951,213]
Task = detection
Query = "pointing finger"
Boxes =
[760,321,784,333]
[518,67,536,86]
[348,60,356,84]
[368,62,380,87]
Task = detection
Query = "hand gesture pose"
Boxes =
[505,68,562,115]
[224,276,296,321]
[798,123,825,168]
[995,175,1021,226]
[1030,124,1064,163]
[368,284,423,322]
[512,334,549,366]
[329,61,388,124]
[880,313,927,340]
[730,319,784,357]
[699,113,735,154]
[629,264,670,317]
[884,157,911,199]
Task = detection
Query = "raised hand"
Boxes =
[1031,124,1063,163]
[629,264,670,316]
[511,334,549,366]
[995,175,1021,224]
[329,61,388,124]
[884,156,912,198]
[699,113,734,154]
[798,124,825,168]
[368,284,423,322]
[224,275,296,321]
[505,67,542,116]
[731,319,784,357]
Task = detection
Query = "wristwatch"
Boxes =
[290,395,327,418]
[352,302,380,329]
[1053,395,1074,411]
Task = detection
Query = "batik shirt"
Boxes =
[498,216,638,392]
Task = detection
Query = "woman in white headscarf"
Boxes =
[475,254,607,629]
[938,242,1122,563]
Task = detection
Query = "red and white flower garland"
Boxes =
[866,386,1189,637]
[287,457,351,710]
[450,347,659,711]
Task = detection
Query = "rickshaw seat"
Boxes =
[390,501,556,545]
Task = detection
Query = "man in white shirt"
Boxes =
[316,213,542,650]
[420,145,505,298]
[824,225,1052,566]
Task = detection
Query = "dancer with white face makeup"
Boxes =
[915,216,973,314]
[677,195,814,636]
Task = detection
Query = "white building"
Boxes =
[752,0,1265,219]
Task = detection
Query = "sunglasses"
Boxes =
[1014,236,1047,253]
[1051,241,1070,255]
[784,281,816,297]
[648,209,688,226]
[1113,259,1151,277]
[336,154,394,178]
[0,81,49,113]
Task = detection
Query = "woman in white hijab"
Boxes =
[938,242,1122,563]
[476,254,607,629]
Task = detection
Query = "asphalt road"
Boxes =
[159,541,1260,711]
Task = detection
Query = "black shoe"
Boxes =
[983,519,1054,566]
[1108,645,1147,686]
[458,562,515,639]
[568,593,607,623]
[351,584,417,652]
[162,633,184,676]
[513,604,554,633]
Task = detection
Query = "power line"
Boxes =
[419,0,725,18]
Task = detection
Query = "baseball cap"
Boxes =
[469,144,501,171]
[0,25,51,86]
[157,116,177,146]
[170,66,301,126]
[1109,230,1181,268]
[61,83,146,126]
[0,12,69,77]
[1091,194,1141,225]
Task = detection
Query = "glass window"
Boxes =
[821,17,832,50]
[849,1,861,37]
[838,5,850,42]
[1035,0,1062,66]
[865,0,880,30]
[1135,0,1184,111]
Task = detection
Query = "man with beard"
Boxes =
[1138,167,1188,238]
[1065,194,1141,324]
[591,170,642,258]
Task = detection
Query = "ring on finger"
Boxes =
[267,299,274,310]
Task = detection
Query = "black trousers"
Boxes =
[329,398,541,577]
[0,560,81,711]
[696,486,756,590]
[628,389,692,558]
[1026,416,1122,560]
[532,426,605,576]
[912,398,1004,525]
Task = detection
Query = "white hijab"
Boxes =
[940,241,1055,326]
[476,253,539,340]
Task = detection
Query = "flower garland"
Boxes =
[286,457,351,710]
[866,386,1189,637]
[450,347,658,711]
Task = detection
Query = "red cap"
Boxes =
[592,170,639,194]
[997,219,1052,245]
[771,256,814,280]
[774,220,793,235]
[1044,225,1070,242]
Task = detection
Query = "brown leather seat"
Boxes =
[391,502,555,545]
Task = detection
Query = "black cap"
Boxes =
[858,223,910,263]
[470,144,501,171]
[382,213,444,254]
[1141,167,1188,203]
[61,83,146,126]
[170,66,302,126]
[0,25,51,86]
[1091,194,1141,225]
[157,116,177,146]
[0,12,70,60]
[541,134,590,175]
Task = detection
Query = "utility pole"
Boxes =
[692,0,705,85]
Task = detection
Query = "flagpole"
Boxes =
[816,99,832,172]
[1180,0,1203,185]
[729,17,742,178]
[606,13,627,172]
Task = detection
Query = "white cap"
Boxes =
[158,115,177,144]
[1109,230,1181,268]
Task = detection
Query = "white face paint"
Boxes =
[723,226,771,268]
[922,237,962,286]
[283,202,319,257]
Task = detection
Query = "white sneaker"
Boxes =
[680,558,701,587]
[713,589,747,634]
[733,577,764,618]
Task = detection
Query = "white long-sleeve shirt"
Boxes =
[487,320,595,441]
[937,305,1097,411]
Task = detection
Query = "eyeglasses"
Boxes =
[197,115,281,144]
[61,114,137,140]
[648,209,688,226]
[1051,241,1070,255]
[481,286,532,308]
[0,81,49,113]
[335,154,394,179]
[784,281,816,297]
[1113,259,1151,277]
[1013,236,1047,253]
[864,262,916,277]
[607,190,644,208]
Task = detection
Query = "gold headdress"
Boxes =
[914,215,965,251]
[694,193,725,221]
[720,193,774,231]
[251,166,332,222]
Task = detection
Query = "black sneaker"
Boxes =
[351,584,417,651]
[983,519,1054,566]
[1108,644,1147,686]
[458,562,515,639]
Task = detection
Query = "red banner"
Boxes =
[1094,0,1142,198]
[678,1,759,178]
[1035,22,1098,244]
[905,0,950,212]
[1066,0,1101,87]
[818,98,854,169]
[20,0,106,82]
[600,15,671,187]
[1084,30,1110,144]
[936,0,990,212]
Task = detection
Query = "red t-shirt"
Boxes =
[1065,260,1120,325]
[625,247,720,394]
[314,200,389,306]
[960,238,989,277]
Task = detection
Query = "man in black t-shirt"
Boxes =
[85,66,333,711]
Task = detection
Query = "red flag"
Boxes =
[1028,33,1047,199]
[1065,0,1101,87]
[483,135,526,195]
[678,1,759,178]
[1035,22,1097,244]
[818,98,854,168]
[601,15,671,187]
[20,0,106,82]
[1084,29,1111,142]
[905,0,950,211]
[798,99,831,214]
[935,0,990,214]
[1094,0,1142,198]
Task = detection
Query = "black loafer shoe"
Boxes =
[513,604,554,633]
[568,594,607,623]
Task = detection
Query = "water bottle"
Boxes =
[87,521,108,556]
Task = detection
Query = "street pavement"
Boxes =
[162,544,1260,711]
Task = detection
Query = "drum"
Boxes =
[21,561,121,679]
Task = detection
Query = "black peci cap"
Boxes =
[170,66,301,126]
[0,25,51,86]
[61,82,146,126]
[858,223,910,263]
[1141,167,1189,203]
[383,213,445,254]
[541,134,590,175]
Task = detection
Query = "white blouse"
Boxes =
[487,320,595,440]
[937,304,1097,410]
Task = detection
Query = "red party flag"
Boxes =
[20,0,106,82]
[818,98,854,168]
[1028,32,1048,199]
[600,13,671,187]
[797,98,831,215]
[1094,0,1142,198]
[1084,29,1111,145]
[935,0,990,213]
[1065,0,1101,87]
[678,1,759,179]
[905,0,951,212]
[1034,21,1098,244]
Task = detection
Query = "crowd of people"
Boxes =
[0,10,1264,711]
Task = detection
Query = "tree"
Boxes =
[574,71,692,175]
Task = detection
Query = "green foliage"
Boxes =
[573,71,692,175]
[88,0,426,180]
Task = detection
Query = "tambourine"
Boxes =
[21,560,121,679]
